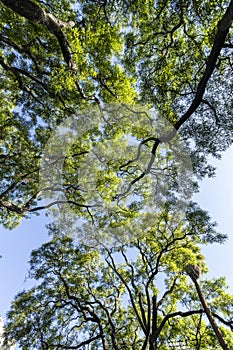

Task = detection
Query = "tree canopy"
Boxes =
[4,215,233,349]
[1,0,233,349]
[0,0,233,227]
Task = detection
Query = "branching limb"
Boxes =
[105,251,147,335]
[0,0,76,68]
[157,276,178,308]
[223,43,233,48]
[118,1,233,196]
[54,269,109,350]
[0,34,41,71]
[185,270,231,350]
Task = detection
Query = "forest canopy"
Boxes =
[0,0,233,349]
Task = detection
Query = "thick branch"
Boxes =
[55,269,109,350]
[86,287,119,350]
[192,279,230,350]
[185,266,230,350]
[150,307,233,346]
[223,43,233,48]
[119,0,233,194]
[174,0,233,131]
[0,0,76,67]
[150,309,203,343]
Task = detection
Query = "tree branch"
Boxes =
[54,269,109,350]
[174,0,233,131]
[106,251,147,335]
[0,0,76,68]
[191,278,231,350]
[118,0,233,195]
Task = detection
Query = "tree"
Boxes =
[1,0,233,348]
[0,0,137,228]
[0,0,233,226]
[3,209,233,349]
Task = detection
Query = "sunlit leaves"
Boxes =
[0,1,233,346]
[3,215,231,349]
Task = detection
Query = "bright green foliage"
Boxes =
[0,87,41,229]
[39,104,195,246]
[3,208,232,349]
[0,0,233,227]
[1,1,233,348]
[0,0,137,227]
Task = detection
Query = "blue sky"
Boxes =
[0,145,233,320]
[195,146,233,292]
[0,214,49,317]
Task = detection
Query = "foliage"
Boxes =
[1,0,233,348]
[3,211,233,349]
[0,0,233,227]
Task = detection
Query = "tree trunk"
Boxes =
[194,279,230,350]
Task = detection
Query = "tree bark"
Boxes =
[0,0,75,67]
[193,279,230,350]
[174,0,233,131]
